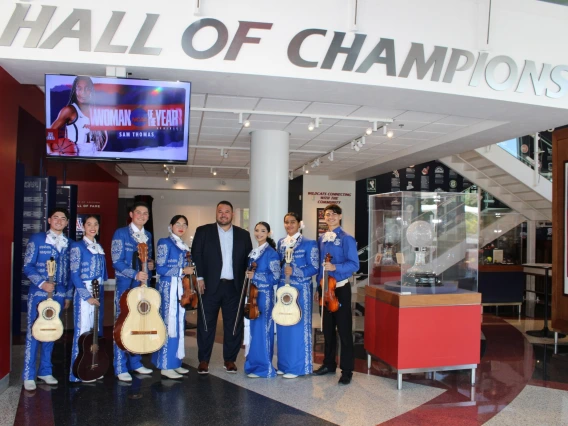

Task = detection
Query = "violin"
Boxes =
[319,253,339,331]
[233,261,258,335]
[180,250,208,332]
[243,262,259,320]
[180,252,198,309]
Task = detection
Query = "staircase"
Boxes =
[440,143,552,221]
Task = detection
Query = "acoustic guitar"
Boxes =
[32,257,64,342]
[73,279,110,381]
[114,243,166,354]
[272,246,301,326]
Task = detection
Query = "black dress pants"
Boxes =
[322,284,354,373]
[197,280,242,363]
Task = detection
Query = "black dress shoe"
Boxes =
[313,365,336,376]
[338,373,352,385]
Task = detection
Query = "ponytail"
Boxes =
[266,237,276,250]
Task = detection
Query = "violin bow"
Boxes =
[233,263,251,336]
[189,252,208,333]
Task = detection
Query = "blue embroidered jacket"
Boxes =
[70,239,108,301]
[276,235,319,285]
[156,235,189,280]
[248,246,281,289]
[317,227,359,283]
[111,226,153,283]
[23,232,72,299]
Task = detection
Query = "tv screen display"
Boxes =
[45,74,191,163]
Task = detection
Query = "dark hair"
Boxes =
[83,214,99,224]
[49,208,69,219]
[255,221,276,250]
[217,200,233,211]
[324,204,342,215]
[68,76,94,106]
[283,212,301,222]
[170,215,188,227]
[130,201,150,213]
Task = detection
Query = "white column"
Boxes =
[249,130,289,243]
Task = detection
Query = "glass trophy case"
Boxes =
[369,191,479,294]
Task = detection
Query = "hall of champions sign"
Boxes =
[0,3,567,99]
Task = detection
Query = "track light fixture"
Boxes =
[171,167,175,174]
[356,140,363,148]
[383,125,387,135]
[354,145,360,152]
[366,127,373,135]
[361,136,366,145]
[387,130,394,138]
[165,172,169,181]
[289,171,294,180]
[308,121,315,131]
[328,151,334,161]
[211,167,217,176]
[220,148,228,158]
[373,121,378,132]
[243,120,251,128]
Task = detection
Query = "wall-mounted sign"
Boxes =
[367,178,377,193]
[308,191,352,204]
[0,3,567,100]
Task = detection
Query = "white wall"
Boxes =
[119,188,249,243]
[302,175,355,241]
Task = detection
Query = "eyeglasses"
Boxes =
[174,222,188,229]
[133,210,149,217]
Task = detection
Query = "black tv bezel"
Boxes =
[44,74,191,165]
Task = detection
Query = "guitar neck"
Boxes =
[47,274,54,298]
[285,262,291,285]
[141,261,148,287]
[93,305,99,345]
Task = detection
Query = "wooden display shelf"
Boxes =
[365,285,481,308]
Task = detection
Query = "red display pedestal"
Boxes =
[371,264,401,285]
[364,285,481,389]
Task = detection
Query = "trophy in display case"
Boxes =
[402,220,442,287]
[379,222,399,266]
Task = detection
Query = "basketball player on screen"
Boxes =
[48,76,107,156]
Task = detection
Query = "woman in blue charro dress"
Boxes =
[244,222,281,378]
[276,212,319,379]
[69,215,107,382]
[151,215,194,379]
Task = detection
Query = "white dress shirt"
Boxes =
[218,224,234,280]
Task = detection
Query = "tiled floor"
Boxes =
[2,312,568,425]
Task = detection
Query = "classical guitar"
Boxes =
[272,246,301,326]
[73,279,110,381]
[32,257,64,342]
[114,243,166,354]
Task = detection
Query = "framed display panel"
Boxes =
[368,191,479,294]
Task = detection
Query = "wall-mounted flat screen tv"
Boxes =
[45,74,190,163]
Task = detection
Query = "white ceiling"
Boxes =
[2,58,567,182]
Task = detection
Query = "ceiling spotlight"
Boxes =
[163,168,168,175]
[165,172,169,181]
[243,120,251,128]
[357,140,363,148]
[383,125,388,135]
[328,151,334,161]
[302,165,306,173]
[221,148,228,159]
[305,169,309,174]
[211,167,217,176]
[308,121,315,131]
[351,140,355,150]
[171,167,175,174]
[354,144,360,152]
[361,136,366,145]
[373,121,378,132]
[311,162,316,168]
[238,112,243,124]
[366,127,373,135]
[387,130,394,138]
[289,171,294,180]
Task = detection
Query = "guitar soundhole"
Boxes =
[43,308,55,319]
[282,294,292,305]
[138,301,150,315]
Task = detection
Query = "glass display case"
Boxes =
[369,191,479,294]
[478,211,526,265]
